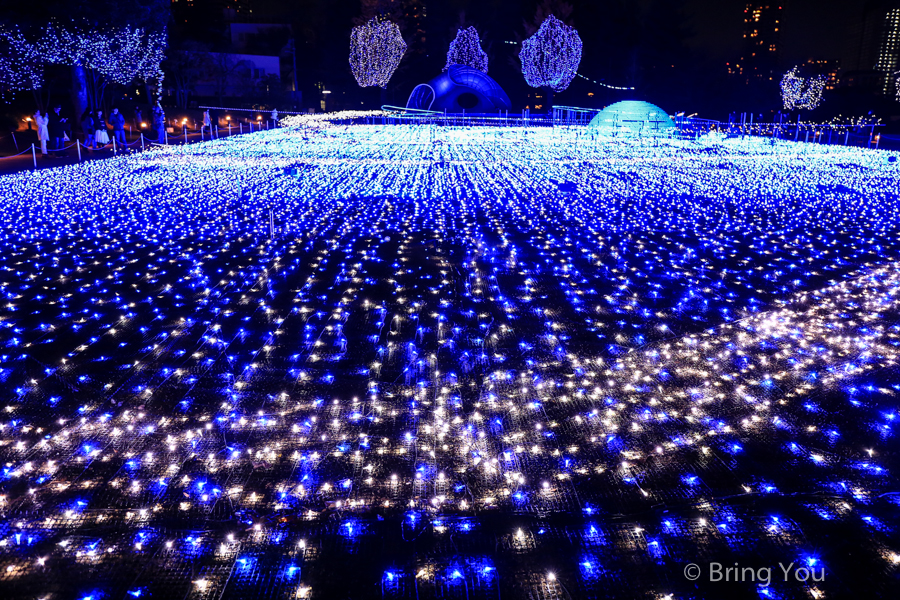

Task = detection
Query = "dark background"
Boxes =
[1,0,898,127]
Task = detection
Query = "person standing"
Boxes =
[270,108,278,126]
[153,102,166,143]
[34,109,49,157]
[202,109,212,136]
[47,104,68,157]
[134,105,143,130]
[109,107,126,149]
[81,110,96,150]
[94,110,109,147]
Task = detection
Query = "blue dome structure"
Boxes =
[406,65,511,113]
[589,101,675,133]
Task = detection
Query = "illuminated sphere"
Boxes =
[406,65,511,113]
[589,100,675,134]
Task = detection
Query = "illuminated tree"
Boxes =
[780,66,825,111]
[0,26,43,103]
[357,0,426,58]
[445,26,488,73]
[38,22,166,109]
[349,17,406,89]
[520,14,582,96]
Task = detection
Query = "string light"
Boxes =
[781,66,826,111]
[823,113,882,129]
[0,25,43,101]
[37,22,166,86]
[445,26,488,74]
[0,121,897,598]
[349,17,406,89]
[2,22,165,105]
[575,72,634,91]
[281,110,385,128]
[35,21,166,105]
[520,15,582,92]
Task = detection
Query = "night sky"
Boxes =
[687,0,861,65]
[0,0,891,119]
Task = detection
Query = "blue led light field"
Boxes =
[0,123,899,599]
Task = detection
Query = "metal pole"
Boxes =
[269,209,274,238]
[165,127,168,145]
[77,140,81,161]
[141,133,145,151]
[184,126,188,144]
[32,143,36,169]
[240,123,243,134]
[113,137,117,154]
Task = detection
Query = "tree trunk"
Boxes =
[32,87,47,113]
[71,65,89,123]
[544,87,554,113]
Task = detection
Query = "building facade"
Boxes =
[736,3,783,84]
[875,5,900,93]
[844,1,900,95]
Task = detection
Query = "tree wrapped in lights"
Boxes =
[519,14,582,93]
[445,26,488,73]
[38,22,166,108]
[780,66,825,111]
[349,18,406,88]
[0,26,43,102]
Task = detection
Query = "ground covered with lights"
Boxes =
[1,123,900,599]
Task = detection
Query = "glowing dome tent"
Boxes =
[406,65,511,113]
[589,101,675,133]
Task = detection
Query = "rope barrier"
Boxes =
[199,105,297,115]
[79,138,142,148]
[0,128,241,172]
[0,145,38,160]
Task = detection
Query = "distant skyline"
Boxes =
[686,0,860,67]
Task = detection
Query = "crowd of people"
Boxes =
[30,102,167,158]
[27,103,277,159]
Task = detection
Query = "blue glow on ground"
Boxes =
[0,123,898,598]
